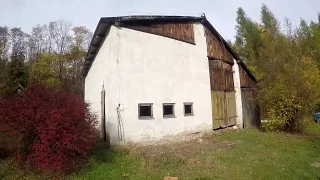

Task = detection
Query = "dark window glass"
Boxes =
[163,103,175,117]
[139,103,153,118]
[184,103,193,115]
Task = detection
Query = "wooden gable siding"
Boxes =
[239,65,255,88]
[123,23,195,44]
[209,60,234,91]
[204,27,234,64]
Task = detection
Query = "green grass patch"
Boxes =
[304,121,320,135]
[1,123,320,180]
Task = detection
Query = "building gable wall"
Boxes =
[118,23,212,143]
[85,23,213,144]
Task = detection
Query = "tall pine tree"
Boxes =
[6,28,28,94]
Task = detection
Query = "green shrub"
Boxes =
[260,58,320,132]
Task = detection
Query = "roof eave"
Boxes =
[82,19,112,77]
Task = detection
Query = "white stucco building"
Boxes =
[83,15,259,145]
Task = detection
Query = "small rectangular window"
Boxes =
[184,102,193,116]
[163,103,175,118]
[138,103,153,119]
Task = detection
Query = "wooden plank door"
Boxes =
[212,91,237,129]
[211,91,226,129]
[225,92,237,126]
[241,88,260,128]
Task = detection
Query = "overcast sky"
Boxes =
[0,0,319,41]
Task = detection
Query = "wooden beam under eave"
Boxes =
[92,40,101,46]
[96,34,106,38]
[91,44,100,48]
[208,57,234,65]
[88,48,97,53]
[90,46,98,52]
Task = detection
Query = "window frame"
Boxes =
[138,103,154,119]
[184,102,194,116]
[162,103,176,118]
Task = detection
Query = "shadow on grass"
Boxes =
[0,139,132,180]
[72,140,139,179]
[259,119,320,135]
[90,139,115,163]
[89,139,131,164]
[303,121,320,136]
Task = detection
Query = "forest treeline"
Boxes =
[0,20,93,99]
[233,4,320,131]
[0,4,320,132]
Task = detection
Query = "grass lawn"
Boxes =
[1,122,319,180]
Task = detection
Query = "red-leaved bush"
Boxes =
[0,85,98,171]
